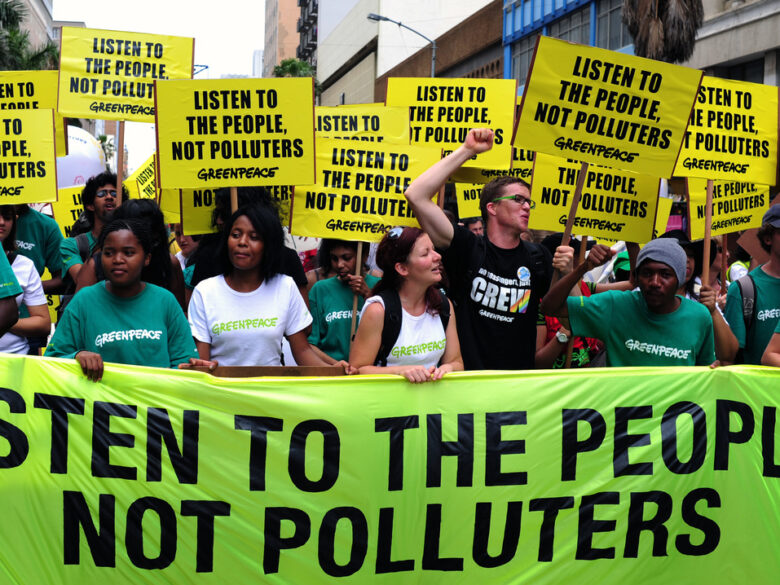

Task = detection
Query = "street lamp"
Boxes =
[367,12,437,77]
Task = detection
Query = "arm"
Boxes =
[761,333,780,367]
[535,323,571,369]
[41,271,63,295]
[0,297,19,336]
[700,284,738,364]
[9,304,50,337]
[431,300,463,380]
[287,329,347,368]
[404,128,494,249]
[74,256,98,293]
[540,244,615,318]
[349,302,438,382]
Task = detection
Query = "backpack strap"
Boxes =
[75,233,90,262]
[375,289,403,367]
[438,289,450,331]
[736,274,757,333]
[525,241,553,293]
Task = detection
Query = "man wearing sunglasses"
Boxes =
[405,128,561,370]
[60,172,124,284]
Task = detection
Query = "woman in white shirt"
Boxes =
[0,206,50,354]
[188,203,346,368]
[350,226,463,383]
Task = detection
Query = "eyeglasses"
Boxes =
[387,226,404,239]
[492,194,535,209]
[96,189,117,198]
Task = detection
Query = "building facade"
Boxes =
[264,0,300,77]
[19,0,54,46]
[297,0,318,68]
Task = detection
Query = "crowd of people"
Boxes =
[1,129,778,380]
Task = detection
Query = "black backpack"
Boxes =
[734,274,757,363]
[374,288,451,366]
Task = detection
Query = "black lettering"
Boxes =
[624,491,672,557]
[576,492,619,560]
[181,500,231,573]
[426,413,474,487]
[561,409,606,481]
[529,497,575,562]
[661,402,706,474]
[485,412,527,486]
[614,406,653,476]
[422,503,463,571]
[0,387,29,468]
[125,497,177,569]
[263,507,311,573]
[91,401,137,480]
[234,415,283,490]
[288,420,340,492]
[675,488,721,555]
[318,507,368,577]
[714,399,754,470]
[472,501,523,567]
[146,408,199,484]
[375,415,419,491]
[33,393,85,474]
[376,508,414,573]
[63,491,115,566]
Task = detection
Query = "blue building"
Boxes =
[503,0,633,90]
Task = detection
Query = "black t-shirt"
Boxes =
[190,233,307,288]
[442,226,552,370]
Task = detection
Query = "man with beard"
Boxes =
[541,238,716,366]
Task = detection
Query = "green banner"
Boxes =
[0,355,778,583]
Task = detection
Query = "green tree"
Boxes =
[623,0,703,63]
[273,57,321,96]
[0,0,59,70]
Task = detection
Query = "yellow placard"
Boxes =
[0,109,57,204]
[156,78,315,189]
[454,183,483,219]
[386,78,516,169]
[687,179,770,240]
[57,26,194,122]
[316,104,409,144]
[674,76,779,185]
[125,153,156,199]
[159,188,181,224]
[452,146,535,183]
[517,37,702,177]
[180,188,218,236]
[653,196,674,238]
[267,185,293,227]
[530,153,660,242]
[0,70,67,155]
[290,138,441,241]
[39,268,61,324]
[50,185,85,237]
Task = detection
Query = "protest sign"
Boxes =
[530,153,660,242]
[0,109,57,204]
[653,196,674,238]
[454,183,483,219]
[675,77,778,185]
[159,188,181,224]
[125,153,156,199]
[268,185,293,227]
[517,37,702,177]
[156,78,315,189]
[0,70,67,155]
[58,27,194,123]
[386,78,516,169]
[180,188,218,236]
[0,356,778,584]
[452,146,535,184]
[290,138,440,241]
[316,104,409,144]
[687,179,770,240]
[50,185,85,238]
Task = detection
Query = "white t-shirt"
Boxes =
[175,251,187,271]
[0,255,46,354]
[362,295,446,368]
[188,274,312,366]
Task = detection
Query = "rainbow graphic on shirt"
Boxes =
[510,289,531,313]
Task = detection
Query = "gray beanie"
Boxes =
[636,238,687,285]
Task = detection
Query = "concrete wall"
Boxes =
[321,52,377,105]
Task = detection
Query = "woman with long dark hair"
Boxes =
[350,226,463,382]
[188,204,348,368]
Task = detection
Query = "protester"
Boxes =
[761,323,780,366]
[0,206,50,354]
[404,128,558,370]
[304,239,337,294]
[60,172,124,283]
[462,217,483,236]
[350,226,463,382]
[308,239,378,363]
[188,205,346,369]
[541,238,716,366]
[45,219,209,381]
[14,204,64,294]
[75,199,186,310]
[724,204,780,364]
[173,223,201,271]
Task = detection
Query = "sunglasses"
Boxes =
[96,189,117,198]
[387,226,405,239]
[493,194,535,209]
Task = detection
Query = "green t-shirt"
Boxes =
[60,231,96,277]
[724,265,780,364]
[567,290,716,366]
[0,251,22,300]
[45,282,197,368]
[308,274,380,361]
[15,208,64,276]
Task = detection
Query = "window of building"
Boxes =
[548,5,590,45]
[724,58,765,84]
[597,0,631,50]
[512,34,537,87]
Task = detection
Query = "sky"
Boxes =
[53,0,266,172]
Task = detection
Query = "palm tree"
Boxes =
[273,57,321,96]
[623,0,703,63]
[0,0,59,70]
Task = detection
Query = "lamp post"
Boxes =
[367,12,437,77]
